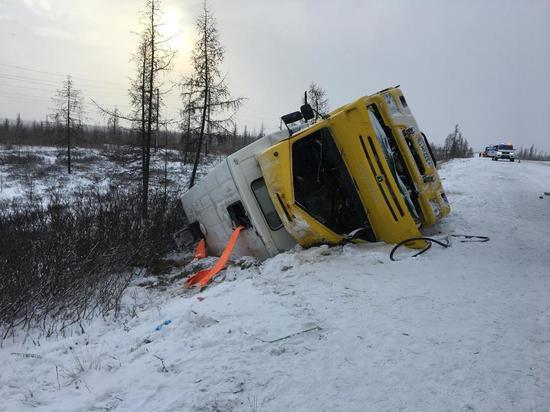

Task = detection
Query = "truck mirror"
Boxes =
[281,111,304,135]
[300,104,315,121]
[281,111,303,125]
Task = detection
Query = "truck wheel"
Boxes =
[510,159,514,162]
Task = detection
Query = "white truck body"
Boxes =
[181,130,298,259]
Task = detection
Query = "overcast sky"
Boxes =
[1,0,549,151]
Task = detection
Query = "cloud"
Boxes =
[33,26,74,42]
[22,0,51,14]
[0,2,12,20]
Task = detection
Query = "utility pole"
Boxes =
[184,107,191,164]
[155,88,160,152]
[164,125,168,206]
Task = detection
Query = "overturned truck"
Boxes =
[181,86,450,259]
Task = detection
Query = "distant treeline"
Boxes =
[0,114,262,159]
[3,116,549,163]
[421,124,550,162]
[426,124,474,161]
[515,145,550,161]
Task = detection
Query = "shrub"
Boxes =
[0,184,186,338]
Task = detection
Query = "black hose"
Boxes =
[390,237,449,261]
[389,234,490,261]
[449,234,490,243]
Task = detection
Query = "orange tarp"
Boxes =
[184,225,244,289]
[194,239,206,259]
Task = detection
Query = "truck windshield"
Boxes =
[498,145,513,150]
[292,128,375,240]
[367,110,419,220]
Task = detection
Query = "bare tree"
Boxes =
[306,82,329,120]
[128,0,175,218]
[107,106,121,142]
[180,91,201,164]
[15,113,22,141]
[51,75,85,174]
[182,0,244,189]
[258,122,266,138]
[443,124,473,159]
[128,33,149,176]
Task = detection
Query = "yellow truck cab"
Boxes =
[181,87,449,259]
[257,89,434,248]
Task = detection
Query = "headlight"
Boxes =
[429,200,441,217]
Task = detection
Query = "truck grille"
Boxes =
[359,135,403,222]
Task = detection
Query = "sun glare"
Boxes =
[160,8,189,52]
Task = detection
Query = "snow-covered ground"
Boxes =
[1,157,549,411]
[0,145,221,202]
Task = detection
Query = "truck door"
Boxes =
[228,153,296,255]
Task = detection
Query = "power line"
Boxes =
[0,72,128,92]
[0,91,52,102]
[0,88,134,112]
[0,91,119,107]
[0,87,130,109]
[0,73,60,87]
[0,82,57,94]
[0,62,125,86]
[0,81,130,103]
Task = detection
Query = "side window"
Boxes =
[251,178,283,230]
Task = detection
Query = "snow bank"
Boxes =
[1,157,549,411]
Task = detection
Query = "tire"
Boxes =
[510,159,514,162]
